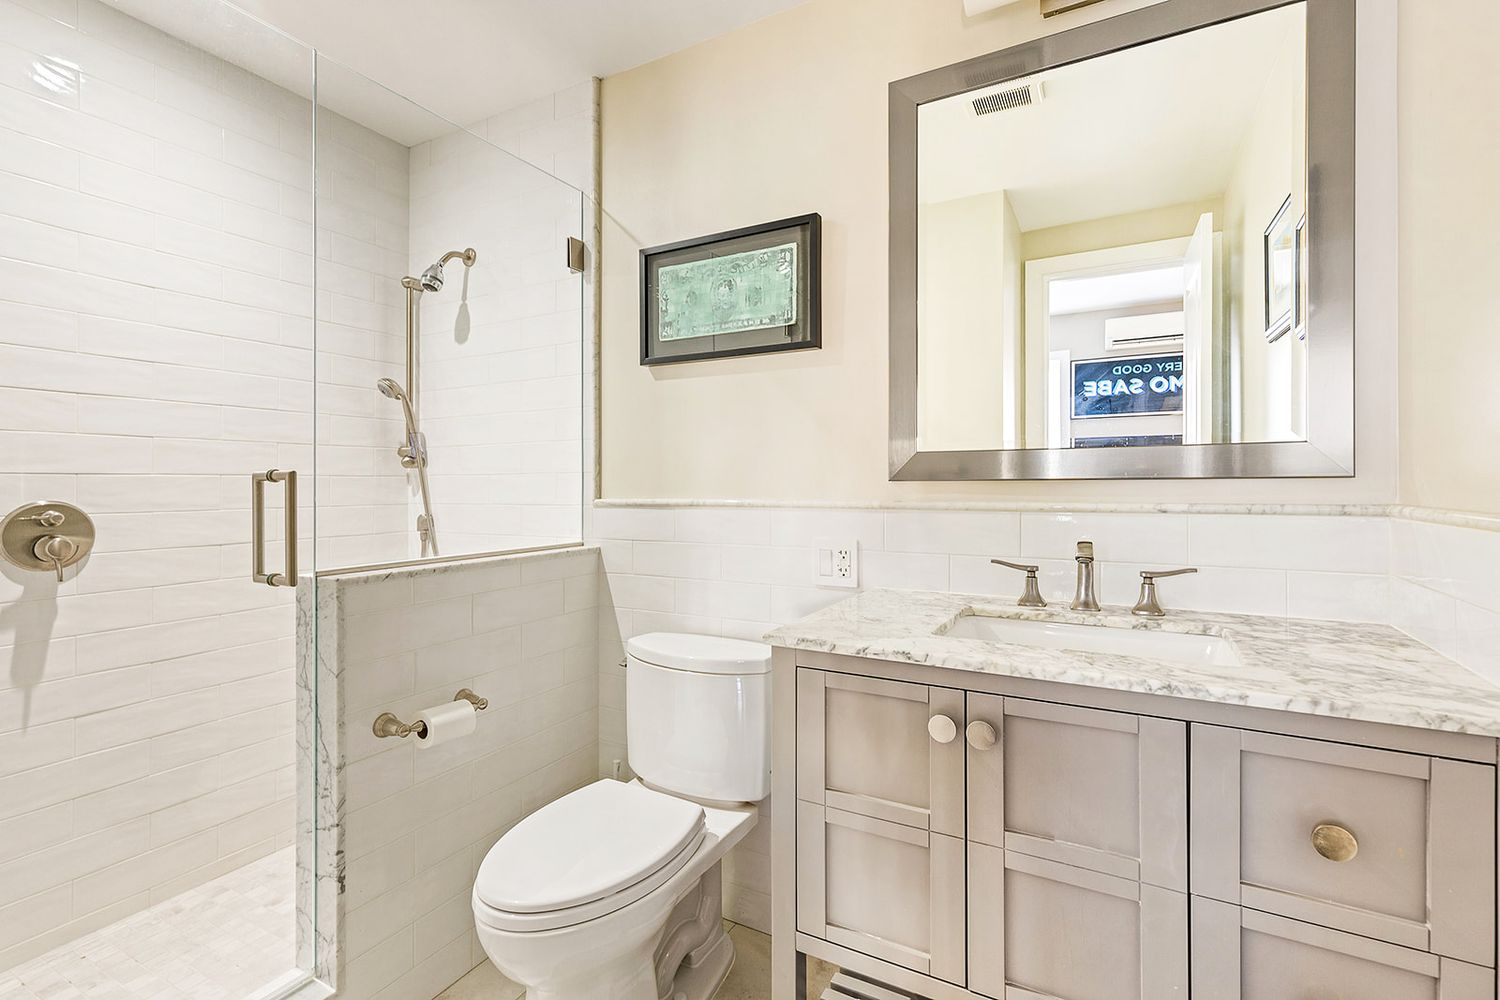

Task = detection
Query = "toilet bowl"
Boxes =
[472,633,772,1000]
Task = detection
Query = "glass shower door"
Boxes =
[0,0,320,996]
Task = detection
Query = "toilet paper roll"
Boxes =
[415,699,476,749]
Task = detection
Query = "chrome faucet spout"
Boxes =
[1071,540,1100,612]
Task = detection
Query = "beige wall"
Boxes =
[1018,198,1221,264]
[599,0,1399,505]
[917,191,1020,451]
[1223,15,1307,444]
[1398,0,1500,516]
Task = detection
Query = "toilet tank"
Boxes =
[625,633,772,804]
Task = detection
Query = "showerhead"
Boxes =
[376,377,406,401]
[401,248,477,295]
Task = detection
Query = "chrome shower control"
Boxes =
[2,501,95,582]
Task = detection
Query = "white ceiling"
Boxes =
[112,0,812,144]
[1050,265,1185,315]
[918,3,1305,232]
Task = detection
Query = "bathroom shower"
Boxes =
[379,247,477,558]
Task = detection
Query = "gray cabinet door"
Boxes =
[797,804,965,983]
[1191,725,1496,965]
[798,670,964,835]
[796,669,966,984]
[1192,896,1495,1000]
[969,845,1188,1000]
[967,693,1187,890]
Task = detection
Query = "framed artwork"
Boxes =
[1294,211,1309,340]
[640,213,821,366]
[1263,195,1296,343]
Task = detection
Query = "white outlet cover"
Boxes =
[814,538,859,589]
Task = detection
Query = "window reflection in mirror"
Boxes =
[915,2,1307,453]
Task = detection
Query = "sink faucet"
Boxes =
[1071,541,1100,612]
[1132,567,1198,617]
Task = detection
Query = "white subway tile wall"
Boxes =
[593,504,1407,931]
[1392,518,1500,684]
[406,85,592,557]
[0,0,356,968]
[330,548,599,1000]
[312,105,413,570]
[1,0,594,969]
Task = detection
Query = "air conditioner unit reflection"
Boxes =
[1104,311,1185,351]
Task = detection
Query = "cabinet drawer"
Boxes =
[969,845,1187,1000]
[1191,726,1496,965]
[798,670,964,835]
[967,694,1187,890]
[1192,896,1495,1000]
[797,803,965,985]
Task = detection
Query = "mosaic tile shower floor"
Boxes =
[0,848,295,1000]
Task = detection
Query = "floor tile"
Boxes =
[436,927,838,1000]
[3,848,295,1000]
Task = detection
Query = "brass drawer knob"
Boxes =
[1311,822,1359,862]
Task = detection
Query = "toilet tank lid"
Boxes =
[626,633,772,675]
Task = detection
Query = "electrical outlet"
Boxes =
[814,538,859,589]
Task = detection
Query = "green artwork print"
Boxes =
[657,242,798,341]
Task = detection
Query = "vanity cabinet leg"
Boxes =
[772,647,801,999]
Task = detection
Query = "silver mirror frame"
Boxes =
[889,0,1355,481]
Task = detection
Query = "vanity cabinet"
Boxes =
[1191,898,1495,1000]
[965,694,1189,999]
[777,655,1500,1000]
[966,695,1186,887]
[1191,726,1496,966]
[795,671,967,982]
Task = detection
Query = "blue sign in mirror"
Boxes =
[1073,354,1184,418]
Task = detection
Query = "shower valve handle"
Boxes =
[34,535,77,582]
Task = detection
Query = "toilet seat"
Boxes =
[474,779,707,933]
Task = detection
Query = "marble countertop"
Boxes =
[764,590,1500,737]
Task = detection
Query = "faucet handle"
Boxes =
[1132,568,1198,618]
[991,559,1047,608]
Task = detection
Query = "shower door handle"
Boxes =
[251,469,299,587]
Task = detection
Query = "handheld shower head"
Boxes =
[375,377,419,440]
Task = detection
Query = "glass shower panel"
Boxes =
[0,0,317,995]
[314,55,586,570]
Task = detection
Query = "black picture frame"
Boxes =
[640,213,821,366]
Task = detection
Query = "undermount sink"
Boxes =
[940,614,1241,668]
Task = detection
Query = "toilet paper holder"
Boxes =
[373,688,489,739]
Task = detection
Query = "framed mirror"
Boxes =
[890,0,1354,480]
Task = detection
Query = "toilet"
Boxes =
[472,633,772,1000]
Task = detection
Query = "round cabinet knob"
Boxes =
[1311,822,1359,863]
[966,720,998,750]
[928,714,958,744]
